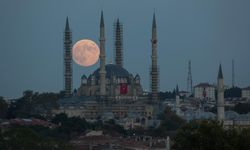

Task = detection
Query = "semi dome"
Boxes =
[92,64,130,79]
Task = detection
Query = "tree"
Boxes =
[0,126,72,150]
[158,90,176,100]
[7,91,59,118]
[51,113,89,140]
[234,103,250,114]
[224,87,241,98]
[23,90,33,99]
[174,120,227,150]
[173,120,250,150]
[237,128,250,150]
[0,97,8,118]
[155,107,185,137]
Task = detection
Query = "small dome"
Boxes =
[225,111,239,120]
[134,74,140,79]
[92,64,130,79]
[81,75,87,79]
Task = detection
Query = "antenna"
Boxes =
[187,60,193,94]
[232,59,235,87]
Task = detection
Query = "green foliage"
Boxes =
[51,113,89,140]
[237,128,250,149]
[0,97,8,118]
[0,126,73,150]
[7,91,59,119]
[157,107,185,134]
[234,103,250,114]
[158,91,176,100]
[51,114,126,138]
[102,120,126,136]
[51,113,68,124]
[224,87,242,98]
[173,120,250,150]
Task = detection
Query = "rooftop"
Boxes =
[92,64,130,79]
[242,86,250,90]
[194,83,214,88]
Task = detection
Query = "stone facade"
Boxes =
[52,96,157,128]
[77,64,143,98]
[242,86,250,99]
[194,83,215,100]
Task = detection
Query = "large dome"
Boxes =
[92,64,130,79]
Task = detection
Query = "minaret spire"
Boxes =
[176,84,179,96]
[99,11,106,97]
[64,17,72,97]
[232,59,235,87]
[153,12,156,29]
[100,11,104,27]
[114,18,123,67]
[218,64,223,79]
[187,60,193,94]
[65,17,70,31]
[217,64,224,121]
[150,12,158,101]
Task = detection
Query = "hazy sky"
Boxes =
[0,0,250,98]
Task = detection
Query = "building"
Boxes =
[53,96,156,128]
[179,91,190,98]
[242,86,250,99]
[194,83,215,100]
[53,12,161,129]
[70,131,169,150]
[174,65,250,128]
[77,64,143,98]
[77,12,143,98]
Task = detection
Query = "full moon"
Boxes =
[72,39,100,67]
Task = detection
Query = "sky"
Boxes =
[0,0,250,99]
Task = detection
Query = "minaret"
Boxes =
[99,11,106,96]
[166,136,171,150]
[232,59,235,87]
[64,17,72,97]
[217,64,224,121]
[187,60,193,94]
[175,85,180,116]
[114,18,123,67]
[150,13,158,101]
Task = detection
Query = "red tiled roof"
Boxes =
[5,118,57,128]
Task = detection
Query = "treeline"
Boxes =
[158,87,182,100]
[0,90,63,119]
[224,87,242,98]
[210,103,250,114]
[234,103,250,114]
[173,120,250,150]
[158,86,242,100]
[0,125,73,150]
[0,113,94,149]
[0,113,126,149]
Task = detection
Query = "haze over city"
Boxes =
[1,0,250,98]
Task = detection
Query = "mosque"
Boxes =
[54,11,250,129]
[52,12,161,129]
[63,12,158,100]
[77,64,143,98]
[77,17,143,98]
